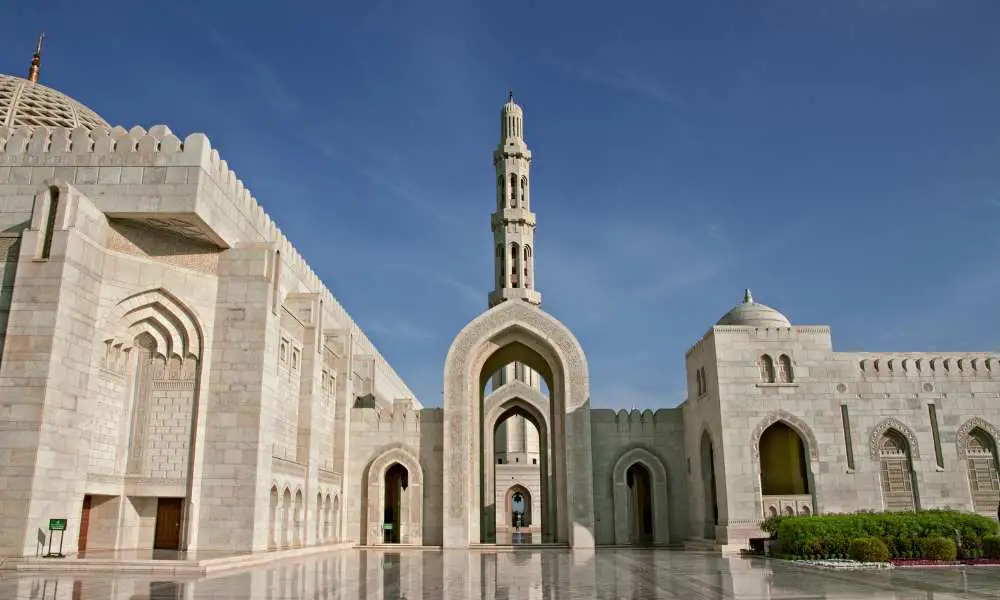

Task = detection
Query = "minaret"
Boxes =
[27,33,44,83]
[489,92,541,308]
[488,93,542,470]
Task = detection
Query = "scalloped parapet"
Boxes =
[853,353,1000,378]
[0,124,417,403]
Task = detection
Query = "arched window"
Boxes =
[777,354,793,383]
[520,176,528,207]
[510,173,517,206]
[879,430,917,512]
[966,428,1000,514]
[510,243,520,288]
[759,355,775,383]
[497,175,503,207]
[523,245,531,288]
[695,370,703,396]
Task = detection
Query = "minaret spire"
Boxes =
[27,32,45,83]
[489,92,541,308]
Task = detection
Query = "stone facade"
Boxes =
[1,80,999,560]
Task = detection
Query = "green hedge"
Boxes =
[774,510,999,559]
[984,535,1000,559]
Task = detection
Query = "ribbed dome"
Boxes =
[717,289,791,328]
[0,74,109,130]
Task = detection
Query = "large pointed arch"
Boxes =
[442,300,593,548]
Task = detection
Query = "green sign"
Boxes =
[48,518,67,531]
[383,523,393,530]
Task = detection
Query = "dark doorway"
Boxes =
[153,498,183,550]
[626,463,654,544]
[384,464,408,543]
[78,495,93,553]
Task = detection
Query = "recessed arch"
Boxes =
[611,446,669,545]
[443,300,593,548]
[102,287,204,359]
[362,445,424,545]
[957,418,1000,514]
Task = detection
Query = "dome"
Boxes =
[716,289,791,328]
[0,74,109,130]
[502,91,522,116]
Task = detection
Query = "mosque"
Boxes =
[1,39,999,560]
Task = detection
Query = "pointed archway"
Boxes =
[443,300,594,547]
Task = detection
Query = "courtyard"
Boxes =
[2,549,1000,599]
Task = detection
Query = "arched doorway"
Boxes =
[483,392,550,544]
[612,447,669,545]
[442,301,594,548]
[758,422,814,516]
[383,464,408,544]
[268,486,278,550]
[700,432,718,539]
[503,484,533,544]
[363,446,424,545]
[626,463,653,545]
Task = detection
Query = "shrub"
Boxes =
[849,537,890,563]
[984,535,1000,559]
[919,537,957,561]
[773,510,999,559]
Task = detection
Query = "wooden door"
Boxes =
[78,495,92,553]
[154,498,183,550]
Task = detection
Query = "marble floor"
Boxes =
[3,549,1000,600]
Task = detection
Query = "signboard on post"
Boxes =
[44,518,68,558]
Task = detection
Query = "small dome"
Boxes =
[716,289,791,328]
[0,74,109,130]
[502,91,522,116]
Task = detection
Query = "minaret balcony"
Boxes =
[491,209,536,228]
[489,288,542,308]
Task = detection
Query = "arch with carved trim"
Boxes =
[443,300,594,547]
[750,412,819,518]
[611,446,669,545]
[957,417,1000,514]
[362,445,424,545]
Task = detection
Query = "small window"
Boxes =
[291,348,300,371]
[497,458,503,465]
[280,339,289,364]
[532,458,537,465]
[515,457,519,463]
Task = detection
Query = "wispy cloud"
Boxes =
[365,316,434,343]
[542,53,678,105]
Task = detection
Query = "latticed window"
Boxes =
[777,354,793,383]
[966,429,1000,514]
[758,355,775,383]
[879,431,916,512]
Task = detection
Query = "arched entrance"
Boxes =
[958,419,1000,515]
[627,464,653,544]
[612,446,669,545]
[363,446,424,545]
[504,484,532,543]
[383,464,407,543]
[443,301,594,548]
[753,413,819,518]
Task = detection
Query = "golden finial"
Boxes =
[27,32,45,83]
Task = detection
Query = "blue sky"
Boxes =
[4,1,1000,409]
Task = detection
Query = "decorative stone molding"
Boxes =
[956,417,1000,459]
[750,411,819,461]
[868,417,921,460]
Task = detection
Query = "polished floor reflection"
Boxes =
[3,549,1000,599]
